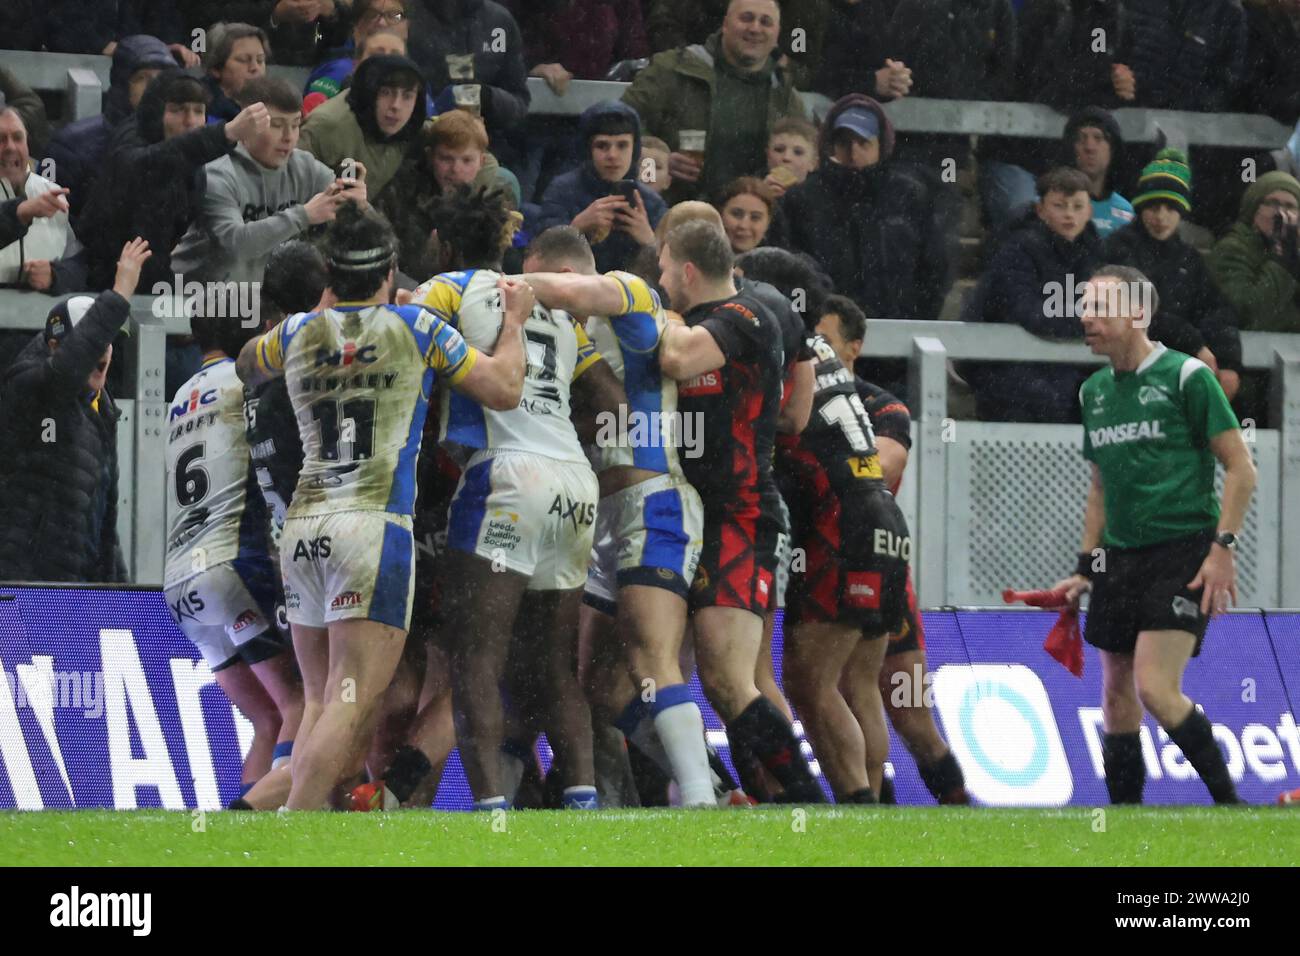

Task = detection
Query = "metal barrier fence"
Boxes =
[1,291,1296,604]
[4,50,1294,152]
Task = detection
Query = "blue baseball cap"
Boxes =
[833,106,880,142]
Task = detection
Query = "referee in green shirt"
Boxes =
[1053,265,1257,805]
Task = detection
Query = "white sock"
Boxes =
[653,701,715,807]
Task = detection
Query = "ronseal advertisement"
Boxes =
[1,586,1297,809]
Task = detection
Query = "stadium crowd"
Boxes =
[0,0,1297,809]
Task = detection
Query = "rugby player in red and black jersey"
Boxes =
[657,220,824,804]
[817,296,968,804]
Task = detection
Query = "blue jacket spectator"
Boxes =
[43,36,179,222]
[536,100,666,274]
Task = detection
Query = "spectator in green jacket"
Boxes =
[622,0,807,205]
[1207,171,1300,333]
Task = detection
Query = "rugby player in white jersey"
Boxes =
[520,226,715,808]
[165,286,305,807]
[236,200,528,810]
[414,187,615,810]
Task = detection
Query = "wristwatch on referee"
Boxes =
[1213,531,1238,552]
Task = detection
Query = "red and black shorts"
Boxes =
[785,485,910,636]
[690,504,780,616]
[885,568,926,655]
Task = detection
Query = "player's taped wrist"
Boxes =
[1075,551,1095,580]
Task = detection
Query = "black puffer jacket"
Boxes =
[78,72,235,290]
[1117,0,1246,111]
[0,291,130,583]
[1102,221,1242,372]
[770,95,951,323]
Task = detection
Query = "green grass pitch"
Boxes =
[3,806,1295,866]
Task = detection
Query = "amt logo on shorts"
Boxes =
[932,664,1073,806]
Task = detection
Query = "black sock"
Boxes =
[226,797,254,811]
[878,775,896,804]
[726,733,771,801]
[1102,731,1146,804]
[727,697,825,803]
[838,787,877,804]
[625,739,671,807]
[918,751,969,804]
[385,745,434,804]
[1167,707,1239,804]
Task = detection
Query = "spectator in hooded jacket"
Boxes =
[304,30,411,117]
[1063,106,1134,238]
[43,36,180,222]
[171,76,365,284]
[622,0,807,205]
[201,22,271,123]
[0,238,152,584]
[1111,0,1246,111]
[1208,171,1300,334]
[79,73,269,292]
[303,0,412,114]
[0,107,85,296]
[536,100,667,273]
[299,54,426,197]
[403,0,531,142]
[961,166,1103,422]
[770,94,950,325]
[1103,149,1243,401]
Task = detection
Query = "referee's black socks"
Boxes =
[385,745,434,804]
[727,697,825,803]
[917,751,969,805]
[1167,706,1240,805]
[1102,731,1146,804]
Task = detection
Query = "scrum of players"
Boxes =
[162,185,970,811]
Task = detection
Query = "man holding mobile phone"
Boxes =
[537,100,666,273]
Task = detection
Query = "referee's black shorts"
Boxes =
[1084,529,1215,657]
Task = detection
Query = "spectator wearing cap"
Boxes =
[171,76,362,284]
[770,95,950,324]
[0,238,152,584]
[79,72,266,291]
[299,54,427,197]
[1103,149,1243,401]
[376,109,515,283]
[43,36,179,222]
[0,106,86,295]
[622,0,807,206]
[201,22,271,123]
[1208,171,1300,334]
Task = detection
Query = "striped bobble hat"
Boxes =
[1132,147,1192,214]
